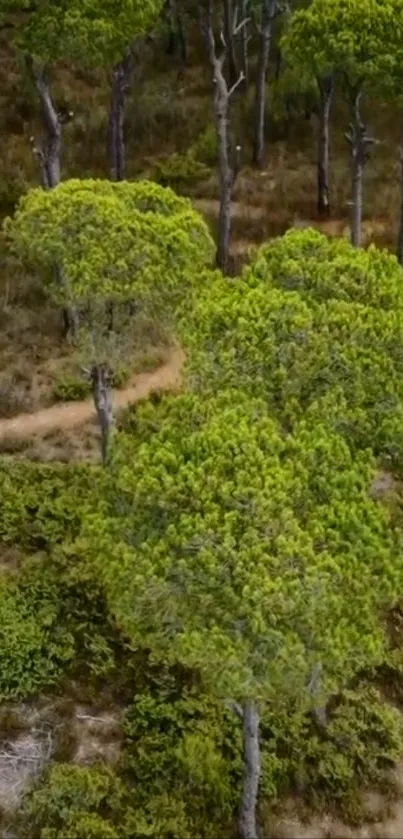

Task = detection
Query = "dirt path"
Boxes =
[0,348,184,441]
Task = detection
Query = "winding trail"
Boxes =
[0,348,184,441]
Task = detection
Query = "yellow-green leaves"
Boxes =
[282,0,403,89]
[181,229,403,460]
[5,178,214,366]
[3,0,164,65]
[79,389,399,707]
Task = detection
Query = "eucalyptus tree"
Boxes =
[282,0,403,237]
[5,179,214,463]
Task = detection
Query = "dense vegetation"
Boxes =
[2,2,403,839]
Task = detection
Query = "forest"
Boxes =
[2,1,403,838]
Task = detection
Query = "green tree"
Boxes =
[0,0,163,186]
[5,178,214,462]
[77,389,401,838]
[282,0,403,241]
[181,229,403,461]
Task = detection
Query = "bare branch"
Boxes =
[228,70,245,97]
[225,699,244,719]
[233,16,250,36]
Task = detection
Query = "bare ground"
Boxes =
[0,347,183,444]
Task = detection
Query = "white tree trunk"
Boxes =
[253,0,277,167]
[317,73,334,217]
[239,700,261,839]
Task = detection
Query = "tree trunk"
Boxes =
[397,139,403,265]
[201,0,245,274]
[223,0,238,87]
[91,364,114,466]
[26,56,78,340]
[109,50,133,182]
[253,0,277,167]
[316,73,334,217]
[240,0,250,83]
[166,0,187,63]
[345,88,375,249]
[239,699,261,839]
[28,60,62,188]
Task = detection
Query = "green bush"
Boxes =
[52,373,90,402]
[0,460,97,551]
[122,672,241,838]
[19,764,124,839]
[0,570,75,701]
[190,125,219,166]
[152,151,210,189]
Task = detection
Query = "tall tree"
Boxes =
[282,0,403,239]
[5,179,214,462]
[252,0,279,167]
[80,389,400,838]
[200,0,246,272]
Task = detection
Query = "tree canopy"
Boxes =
[1,0,164,65]
[6,178,214,338]
[77,388,401,707]
[181,229,403,460]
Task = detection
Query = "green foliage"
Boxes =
[282,0,403,90]
[190,125,219,166]
[121,671,241,838]
[152,151,210,190]
[6,179,213,370]
[0,568,75,701]
[292,686,402,816]
[52,372,90,402]
[181,232,403,459]
[0,460,96,551]
[79,389,401,711]
[1,0,164,66]
[52,365,130,402]
[254,228,403,309]
[20,763,124,839]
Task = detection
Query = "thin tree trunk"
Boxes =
[253,0,277,167]
[201,0,246,274]
[239,699,261,839]
[26,55,78,341]
[109,50,133,182]
[240,0,250,83]
[166,0,187,62]
[316,73,334,217]
[91,364,114,466]
[397,138,403,265]
[345,87,375,249]
[223,0,238,87]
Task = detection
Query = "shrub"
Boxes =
[152,151,211,190]
[0,460,97,551]
[0,570,75,701]
[52,373,90,402]
[19,763,124,839]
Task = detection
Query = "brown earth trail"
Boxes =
[0,348,184,442]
